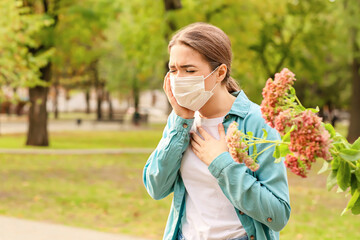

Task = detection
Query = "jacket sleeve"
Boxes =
[143,111,194,200]
[208,108,291,232]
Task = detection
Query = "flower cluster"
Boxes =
[284,110,332,177]
[261,68,296,128]
[260,68,332,177]
[225,122,260,172]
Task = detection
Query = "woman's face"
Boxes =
[169,44,216,91]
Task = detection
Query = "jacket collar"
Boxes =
[228,90,251,118]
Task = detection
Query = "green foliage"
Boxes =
[0,0,52,94]
[53,0,120,89]
[99,0,168,96]
[159,0,354,108]
[318,123,360,215]
[1,0,358,112]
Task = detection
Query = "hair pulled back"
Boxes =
[168,22,240,93]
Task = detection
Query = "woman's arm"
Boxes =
[143,111,193,200]
[208,111,291,232]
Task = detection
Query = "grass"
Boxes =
[0,153,171,239]
[0,123,358,239]
[1,153,359,239]
[280,161,360,239]
[0,130,163,149]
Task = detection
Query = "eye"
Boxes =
[186,70,195,73]
[169,69,177,73]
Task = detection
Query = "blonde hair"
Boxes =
[168,22,240,93]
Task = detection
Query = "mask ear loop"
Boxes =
[204,65,221,80]
[205,64,223,92]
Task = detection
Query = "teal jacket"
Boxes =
[143,91,291,240]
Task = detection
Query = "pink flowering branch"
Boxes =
[226,68,360,215]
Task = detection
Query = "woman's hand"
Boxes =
[163,72,195,119]
[190,123,228,166]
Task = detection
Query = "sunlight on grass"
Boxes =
[0,130,163,149]
[0,153,359,239]
[280,160,360,240]
[0,153,171,239]
[0,124,359,239]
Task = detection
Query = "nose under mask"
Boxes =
[170,66,219,111]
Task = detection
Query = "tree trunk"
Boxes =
[107,91,113,120]
[26,63,51,146]
[164,0,182,10]
[54,77,59,119]
[347,27,360,143]
[96,87,103,121]
[91,60,103,121]
[24,0,59,146]
[132,78,140,125]
[85,89,90,114]
[164,0,182,115]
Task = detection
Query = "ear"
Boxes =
[216,64,227,83]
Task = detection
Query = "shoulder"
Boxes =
[244,101,266,127]
[244,101,279,140]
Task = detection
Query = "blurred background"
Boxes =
[0,0,359,239]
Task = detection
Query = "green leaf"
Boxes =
[355,168,360,182]
[341,207,348,216]
[325,123,336,138]
[351,196,360,215]
[290,86,296,95]
[262,128,268,140]
[327,170,338,191]
[309,107,319,113]
[350,174,358,195]
[247,131,253,140]
[344,189,360,215]
[331,156,340,170]
[337,161,351,191]
[348,189,360,209]
[282,125,294,143]
[339,149,360,162]
[274,157,283,163]
[336,133,352,149]
[318,160,329,174]
[253,143,258,160]
[273,145,281,159]
[279,143,291,157]
[351,137,360,150]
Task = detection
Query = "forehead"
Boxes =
[169,44,207,66]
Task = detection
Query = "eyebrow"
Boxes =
[169,64,197,68]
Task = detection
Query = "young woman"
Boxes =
[143,22,290,240]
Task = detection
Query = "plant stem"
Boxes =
[255,143,277,157]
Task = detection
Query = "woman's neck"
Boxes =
[199,87,237,119]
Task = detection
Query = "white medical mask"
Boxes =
[170,66,219,111]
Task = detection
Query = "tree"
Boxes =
[99,0,168,124]
[53,0,119,120]
[343,0,360,142]
[0,0,51,100]
[23,0,60,146]
[167,0,353,117]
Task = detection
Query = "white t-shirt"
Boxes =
[180,114,246,240]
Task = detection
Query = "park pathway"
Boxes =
[0,216,151,240]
